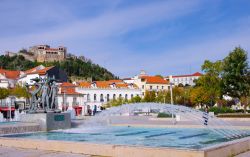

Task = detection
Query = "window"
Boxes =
[113,94,116,100]
[150,86,152,90]
[162,86,164,89]
[73,97,77,105]
[125,94,128,100]
[94,94,97,101]
[142,85,144,89]
[119,94,122,98]
[107,94,110,102]
[100,94,104,102]
[142,92,144,96]
[87,94,90,102]
[157,86,159,89]
[131,94,134,98]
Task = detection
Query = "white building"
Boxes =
[58,82,84,116]
[165,72,202,86]
[18,65,67,86]
[123,70,169,96]
[76,80,142,113]
[17,65,47,85]
[0,69,23,88]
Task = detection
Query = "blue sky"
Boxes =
[0,0,250,78]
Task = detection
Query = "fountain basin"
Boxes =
[0,128,250,157]
[1,126,250,157]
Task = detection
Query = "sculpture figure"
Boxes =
[26,77,60,113]
[49,80,59,111]
[41,80,50,111]
[25,78,42,113]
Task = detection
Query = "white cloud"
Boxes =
[0,0,201,51]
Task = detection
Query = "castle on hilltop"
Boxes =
[29,45,67,62]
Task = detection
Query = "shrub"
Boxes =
[217,113,250,118]
[208,106,234,115]
[157,112,172,118]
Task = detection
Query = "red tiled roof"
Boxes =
[108,80,123,83]
[172,72,202,78]
[61,88,81,95]
[95,81,110,88]
[78,81,137,89]
[25,66,39,74]
[116,83,128,88]
[25,66,54,75]
[60,82,76,87]
[140,76,168,84]
[79,82,91,88]
[60,82,81,95]
[37,66,54,75]
[0,69,21,79]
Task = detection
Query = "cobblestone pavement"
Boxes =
[0,146,91,157]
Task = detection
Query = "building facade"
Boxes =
[123,71,169,96]
[0,69,23,88]
[29,45,66,62]
[58,82,84,116]
[165,72,202,86]
[76,80,142,113]
[18,65,68,85]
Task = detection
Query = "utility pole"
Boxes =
[170,83,174,124]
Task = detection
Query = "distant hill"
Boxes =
[0,54,118,81]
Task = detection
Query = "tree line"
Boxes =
[104,47,250,112]
[0,54,118,81]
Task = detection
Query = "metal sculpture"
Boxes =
[26,77,60,113]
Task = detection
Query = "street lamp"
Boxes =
[170,82,174,124]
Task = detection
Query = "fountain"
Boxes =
[20,77,71,131]
[74,103,247,139]
[13,110,20,121]
[2,103,250,157]
[0,112,5,122]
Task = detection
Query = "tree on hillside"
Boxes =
[0,88,10,106]
[0,55,118,81]
[222,47,250,112]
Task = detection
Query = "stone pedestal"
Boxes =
[20,112,71,131]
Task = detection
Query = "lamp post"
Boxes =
[170,82,174,124]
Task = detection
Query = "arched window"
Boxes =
[100,94,104,102]
[94,94,97,101]
[113,94,116,100]
[119,94,122,98]
[107,94,110,102]
[131,94,134,98]
[125,94,128,100]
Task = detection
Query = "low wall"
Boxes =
[20,113,71,131]
[0,137,204,157]
[0,123,41,135]
[0,136,250,157]
[203,136,250,157]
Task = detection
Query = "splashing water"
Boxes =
[64,103,248,139]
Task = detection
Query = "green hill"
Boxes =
[0,54,118,81]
